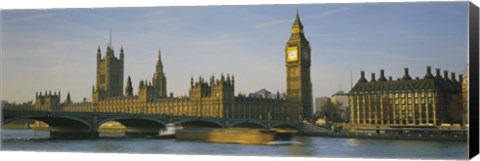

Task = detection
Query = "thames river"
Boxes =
[1,129,468,159]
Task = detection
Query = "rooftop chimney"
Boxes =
[359,71,367,83]
[444,70,449,80]
[459,74,463,84]
[402,68,412,80]
[389,76,392,81]
[424,66,434,79]
[436,68,442,79]
[451,72,457,83]
[370,73,376,82]
[378,69,387,82]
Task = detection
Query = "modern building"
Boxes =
[331,91,349,121]
[315,97,330,113]
[33,11,314,123]
[349,67,462,129]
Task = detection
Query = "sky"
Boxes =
[1,2,469,103]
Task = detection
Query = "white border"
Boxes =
[0,0,478,161]
[0,0,477,9]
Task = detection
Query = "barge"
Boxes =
[176,127,294,144]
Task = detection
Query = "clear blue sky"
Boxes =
[1,2,469,103]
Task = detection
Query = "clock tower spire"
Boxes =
[285,9,313,122]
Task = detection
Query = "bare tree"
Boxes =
[323,99,343,122]
[447,94,466,125]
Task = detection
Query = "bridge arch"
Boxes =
[228,121,268,129]
[177,119,224,128]
[4,115,92,129]
[4,115,96,138]
[97,117,166,136]
[97,117,166,128]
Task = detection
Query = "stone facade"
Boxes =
[349,67,462,128]
[285,10,313,121]
[35,11,313,123]
[93,44,124,100]
[35,91,61,111]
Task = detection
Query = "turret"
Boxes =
[152,49,167,98]
[120,45,124,60]
[226,74,231,84]
[210,75,215,86]
[190,76,194,88]
[97,46,102,62]
[65,92,72,104]
[125,76,133,96]
[95,33,124,97]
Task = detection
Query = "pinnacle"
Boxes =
[292,8,303,28]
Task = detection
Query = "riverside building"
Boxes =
[33,11,314,123]
[348,67,463,131]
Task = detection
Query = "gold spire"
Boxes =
[291,8,303,34]
[155,48,163,72]
[292,8,303,29]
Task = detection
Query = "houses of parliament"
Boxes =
[33,11,314,123]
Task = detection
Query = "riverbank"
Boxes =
[301,131,467,142]
[3,125,467,142]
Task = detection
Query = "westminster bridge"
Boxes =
[2,109,301,138]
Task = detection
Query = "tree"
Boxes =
[447,94,466,125]
[323,99,343,122]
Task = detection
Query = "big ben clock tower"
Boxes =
[285,10,313,122]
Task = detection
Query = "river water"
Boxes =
[0,129,468,159]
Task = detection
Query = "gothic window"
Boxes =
[100,75,106,83]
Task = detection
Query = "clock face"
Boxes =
[303,50,308,60]
[287,47,298,62]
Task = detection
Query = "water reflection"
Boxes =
[347,139,358,147]
[285,136,313,156]
[1,129,468,159]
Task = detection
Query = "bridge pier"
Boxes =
[50,131,99,139]
[49,127,99,139]
[125,127,160,137]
